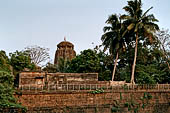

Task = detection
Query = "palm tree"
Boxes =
[101,14,125,81]
[121,0,159,84]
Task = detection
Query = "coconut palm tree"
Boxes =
[101,14,125,81]
[121,0,159,84]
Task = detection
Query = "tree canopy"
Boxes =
[67,49,101,73]
[0,51,12,72]
[101,14,126,81]
[120,0,159,84]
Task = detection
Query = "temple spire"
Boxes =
[64,36,66,41]
[54,39,76,65]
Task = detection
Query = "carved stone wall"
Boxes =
[19,72,46,87]
[19,72,98,87]
[54,40,76,65]
[47,73,98,85]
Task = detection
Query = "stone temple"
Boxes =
[54,38,76,65]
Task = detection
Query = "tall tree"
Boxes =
[24,45,50,66]
[157,29,170,70]
[121,0,159,84]
[9,51,35,86]
[9,51,35,73]
[101,14,125,81]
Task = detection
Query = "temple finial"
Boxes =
[64,36,66,41]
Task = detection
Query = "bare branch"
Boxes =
[24,45,50,66]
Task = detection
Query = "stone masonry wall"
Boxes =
[19,72,46,88]
[16,91,170,113]
[47,73,98,85]
[19,72,98,87]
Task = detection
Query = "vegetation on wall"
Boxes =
[111,92,153,113]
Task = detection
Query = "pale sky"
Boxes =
[0,0,170,62]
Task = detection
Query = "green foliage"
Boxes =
[9,50,35,72]
[101,14,125,54]
[43,62,57,73]
[114,92,153,113]
[0,71,26,111]
[64,48,113,81]
[120,92,122,100]
[9,50,36,87]
[0,49,36,76]
[135,45,170,84]
[50,41,170,83]
[111,106,119,112]
[43,58,70,73]
[140,92,152,110]
[99,0,163,84]
[124,102,129,107]
[111,100,120,113]
[115,40,170,84]
[136,64,157,84]
[57,58,70,72]
[42,48,112,81]
[121,0,159,84]
[0,50,12,72]
[95,48,112,81]
[101,14,126,81]
[144,92,152,100]
[89,89,104,94]
[67,49,100,73]
[43,48,113,81]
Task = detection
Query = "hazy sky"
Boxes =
[0,0,170,62]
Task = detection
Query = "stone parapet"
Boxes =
[19,72,98,88]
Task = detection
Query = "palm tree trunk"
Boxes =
[112,52,119,81]
[166,61,170,70]
[131,33,138,84]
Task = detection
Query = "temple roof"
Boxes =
[57,41,74,48]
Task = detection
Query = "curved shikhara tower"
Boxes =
[54,38,76,65]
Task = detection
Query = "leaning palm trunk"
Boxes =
[131,33,138,84]
[166,61,170,70]
[112,52,119,81]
